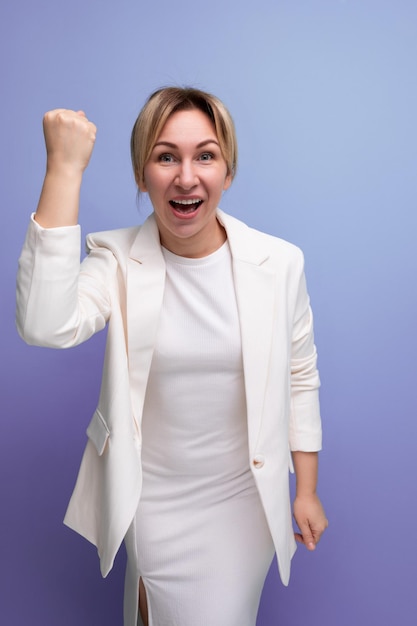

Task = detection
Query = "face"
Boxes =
[140,108,232,257]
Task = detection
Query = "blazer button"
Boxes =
[253,454,265,469]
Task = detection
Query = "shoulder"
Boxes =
[86,225,141,253]
[85,213,160,261]
[80,226,143,279]
[218,209,304,267]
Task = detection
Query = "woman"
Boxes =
[16,87,328,626]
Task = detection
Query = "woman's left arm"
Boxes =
[292,451,328,550]
[289,251,328,549]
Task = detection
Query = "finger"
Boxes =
[311,524,327,545]
[75,111,97,136]
[294,531,315,550]
[297,523,316,550]
[76,110,88,120]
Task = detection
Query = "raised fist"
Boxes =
[43,109,97,175]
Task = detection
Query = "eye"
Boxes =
[158,153,175,163]
[199,152,214,161]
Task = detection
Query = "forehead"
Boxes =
[156,108,218,144]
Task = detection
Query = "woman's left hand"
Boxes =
[293,493,328,550]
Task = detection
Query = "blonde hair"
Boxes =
[131,87,238,188]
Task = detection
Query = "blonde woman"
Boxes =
[17,87,328,626]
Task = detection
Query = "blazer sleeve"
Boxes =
[288,254,322,452]
[16,215,113,348]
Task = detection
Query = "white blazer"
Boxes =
[16,209,321,626]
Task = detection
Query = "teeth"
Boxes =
[173,198,202,205]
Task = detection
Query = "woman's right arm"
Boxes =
[34,109,96,228]
[16,110,111,348]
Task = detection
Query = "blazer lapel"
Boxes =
[219,211,276,453]
[125,209,275,450]
[126,214,166,425]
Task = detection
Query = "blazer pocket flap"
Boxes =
[86,409,110,456]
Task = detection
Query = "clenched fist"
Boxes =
[34,109,97,228]
[43,109,97,176]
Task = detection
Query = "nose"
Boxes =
[175,160,198,190]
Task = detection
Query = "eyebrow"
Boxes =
[153,139,220,149]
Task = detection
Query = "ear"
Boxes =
[223,171,232,191]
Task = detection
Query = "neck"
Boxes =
[159,219,227,258]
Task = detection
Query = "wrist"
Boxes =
[292,450,319,498]
[295,489,318,499]
[45,162,84,182]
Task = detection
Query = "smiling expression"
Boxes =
[139,108,232,258]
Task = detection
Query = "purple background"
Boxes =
[1,1,416,624]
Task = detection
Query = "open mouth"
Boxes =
[169,198,203,214]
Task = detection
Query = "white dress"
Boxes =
[128,241,274,626]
